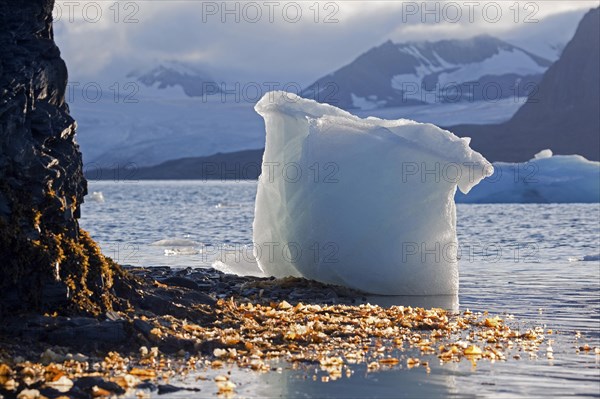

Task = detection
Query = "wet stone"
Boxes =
[157,384,201,395]
[160,276,200,291]
[74,377,125,395]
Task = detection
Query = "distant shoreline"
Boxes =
[84,148,264,181]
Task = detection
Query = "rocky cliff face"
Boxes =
[451,7,600,162]
[0,0,119,315]
[509,7,600,133]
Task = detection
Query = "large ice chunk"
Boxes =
[456,150,600,203]
[253,92,492,295]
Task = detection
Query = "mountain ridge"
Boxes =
[301,34,551,110]
[127,61,221,97]
[90,8,600,178]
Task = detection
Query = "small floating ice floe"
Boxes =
[88,191,104,203]
[164,247,200,256]
[568,254,600,262]
[152,237,200,256]
[150,238,199,247]
[252,91,492,295]
[215,202,240,209]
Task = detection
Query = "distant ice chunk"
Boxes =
[215,202,240,209]
[164,247,199,256]
[151,238,199,247]
[534,149,553,159]
[88,191,104,203]
[252,91,492,295]
[569,254,600,262]
[456,150,600,203]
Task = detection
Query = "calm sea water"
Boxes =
[81,180,600,398]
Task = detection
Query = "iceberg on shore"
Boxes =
[252,91,492,295]
[456,150,600,203]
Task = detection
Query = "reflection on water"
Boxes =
[81,181,600,398]
[258,363,460,399]
[363,295,459,312]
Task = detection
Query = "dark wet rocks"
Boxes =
[73,377,126,396]
[129,266,364,306]
[157,383,201,395]
[2,315,128,353]
[0,0,123,316]
[159,276,201,290]
[0,265,364,363]
[0,267,368,399]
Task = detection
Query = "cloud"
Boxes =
[53,1,598,85]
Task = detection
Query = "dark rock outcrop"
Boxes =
[451,8,600,162]
[0,0,121,315]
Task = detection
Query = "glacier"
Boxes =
[252,91,492,295]
[72,84,523,168]
[456,150,600,203]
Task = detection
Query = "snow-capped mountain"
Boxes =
[302,35,552,110]
[72,61,263,168]
[71,46,547,168]
[71,34,563,168]
[127,61,220,97]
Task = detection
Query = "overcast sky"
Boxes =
[53,1,599,86]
